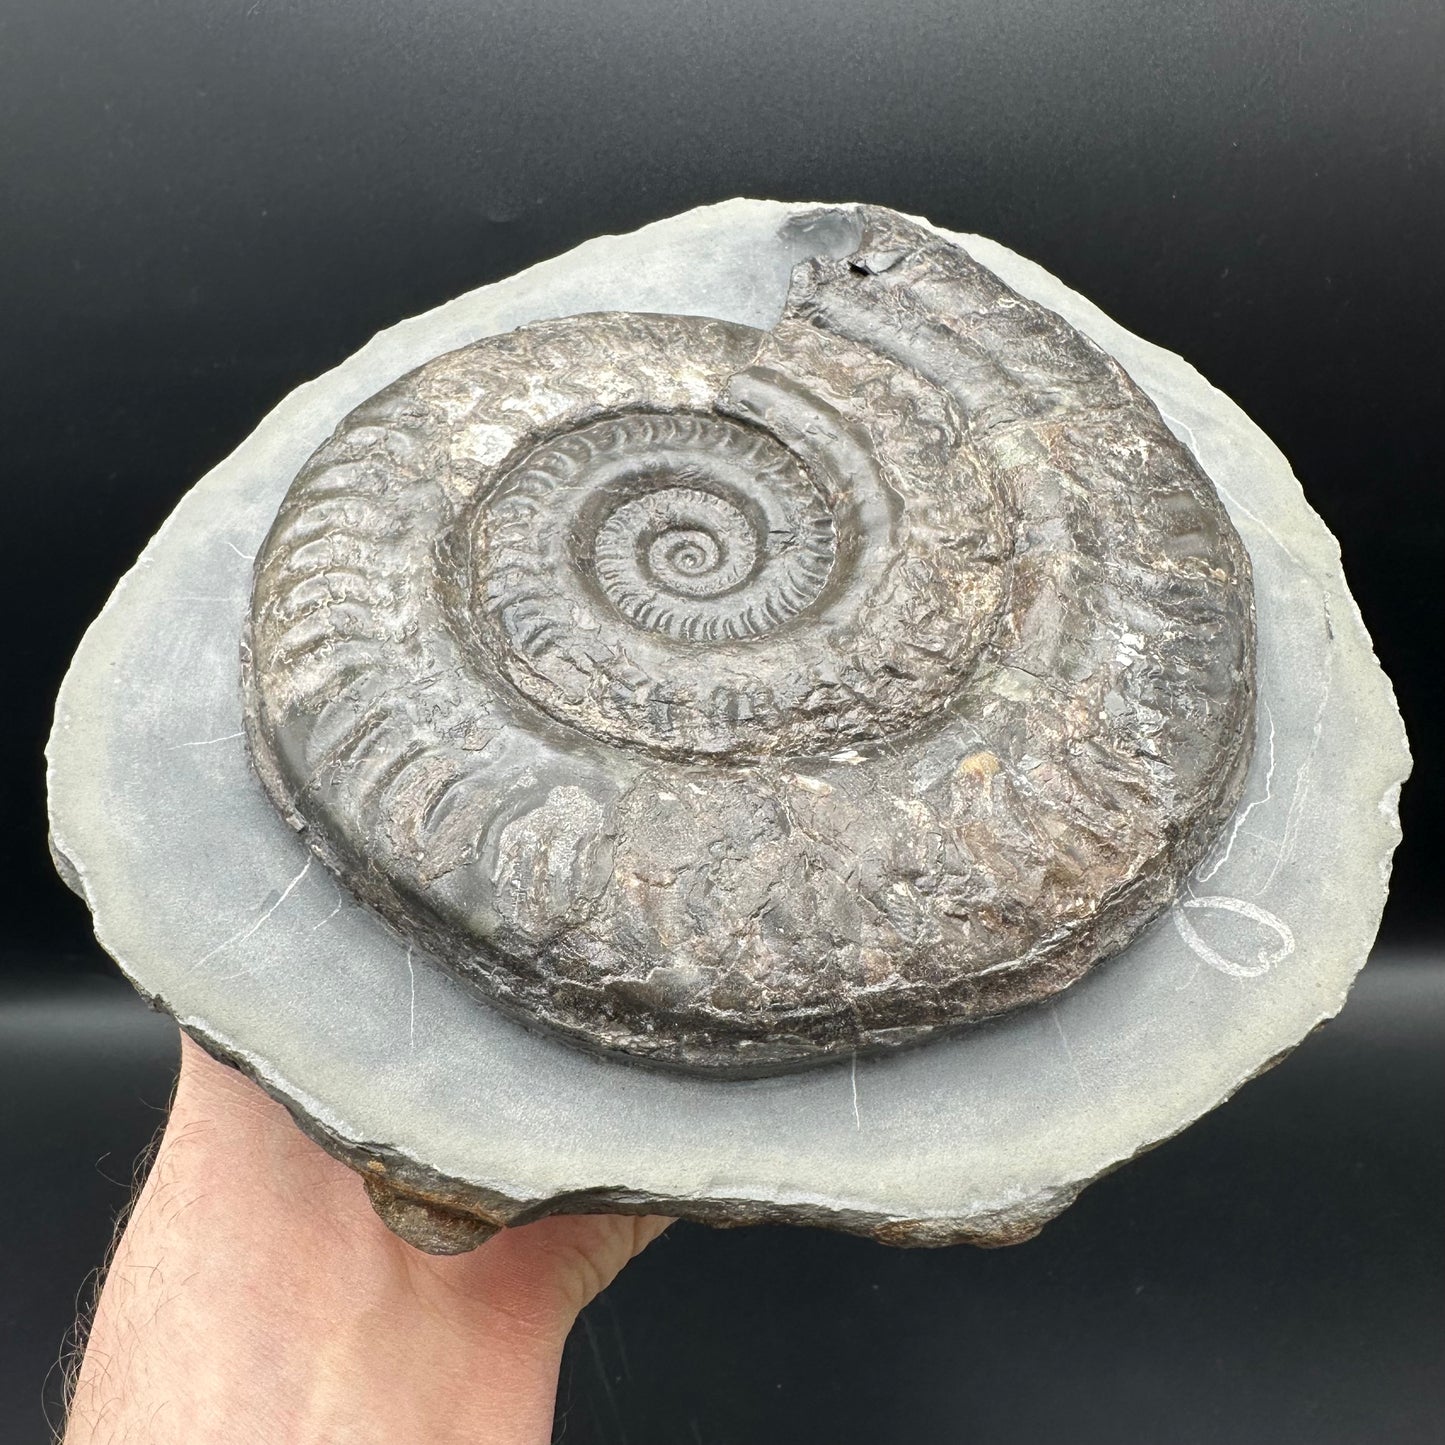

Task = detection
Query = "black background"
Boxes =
[1,2,1440,1441]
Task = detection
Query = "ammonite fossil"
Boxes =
[243,205,1256,1075]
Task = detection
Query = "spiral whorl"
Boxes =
[243,206,1256,1076]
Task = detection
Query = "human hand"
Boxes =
[64,1032,671,1444]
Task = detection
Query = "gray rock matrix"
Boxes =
[244,207,1256,1075]
[47,202,1407,1251]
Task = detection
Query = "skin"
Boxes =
[63,1033,671,1444]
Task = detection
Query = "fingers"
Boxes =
[174,1032,673,1329]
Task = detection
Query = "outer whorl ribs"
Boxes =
[243,206,1256,1075]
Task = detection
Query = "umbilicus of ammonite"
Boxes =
[243,205,1255,1077]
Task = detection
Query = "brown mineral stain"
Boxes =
[959,751,1001,782]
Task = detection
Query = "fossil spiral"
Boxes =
[243,205,1256,1075]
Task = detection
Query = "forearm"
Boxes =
[65,1033,664,1445]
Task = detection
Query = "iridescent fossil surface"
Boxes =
[243,207,1256,1074]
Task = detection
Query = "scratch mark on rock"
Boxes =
[190,857,313,972]
[311,887,343,933]
[1261,614,1333,894]
[406,946,416,1050]
[1049,1004,1089,1095]
[1198,695,1275,883]
[168,731,245,751]
[1172,895,1295,978]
